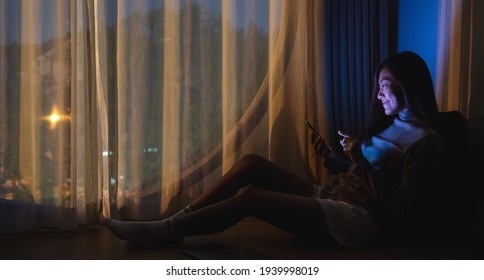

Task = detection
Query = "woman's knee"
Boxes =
[233,186,258,213]
[234,185,255,200]
[234,154,270,176]
[238,154,266,169]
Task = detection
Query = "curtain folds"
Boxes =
[435,0,484,123]
[0,0,78,233]
[322,0,397,151]
[1,0,331,233]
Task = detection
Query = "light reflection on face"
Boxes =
[377,67,407,116]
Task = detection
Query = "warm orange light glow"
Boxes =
[45,109,71,129]
[49,113,61,124]
[45,110,63,129]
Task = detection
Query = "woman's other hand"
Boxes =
[338,130,363,164]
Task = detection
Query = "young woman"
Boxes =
[107,52,444,248]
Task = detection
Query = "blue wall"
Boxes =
[398,0,440,84]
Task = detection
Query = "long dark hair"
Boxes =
[364,51,440,138]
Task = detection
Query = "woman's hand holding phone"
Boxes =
[307,121,356,173]
[306,120,332,157]
[312,134,331,157]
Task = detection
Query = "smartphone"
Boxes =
[305,120,320,137]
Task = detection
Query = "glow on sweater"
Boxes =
[361,111,437,171]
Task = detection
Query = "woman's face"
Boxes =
[377,66,406,116]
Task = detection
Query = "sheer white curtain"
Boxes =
[435,0,484,120]
[0,0,79,233]
[0,0,326,233]
[97,0,327,221]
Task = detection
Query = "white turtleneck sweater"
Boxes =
[361,111,438,172]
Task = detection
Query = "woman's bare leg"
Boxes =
[190,154,315,211]
[175,187,334,242]
[107,154,328,246]
[107,187,335,246]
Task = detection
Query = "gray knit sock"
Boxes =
[106,218,180,247]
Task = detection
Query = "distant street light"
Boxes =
[49,113,61,124]
[45,109,70,129]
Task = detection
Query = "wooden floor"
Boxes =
[0,218,482,260]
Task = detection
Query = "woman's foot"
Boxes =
[106,219,182,248]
